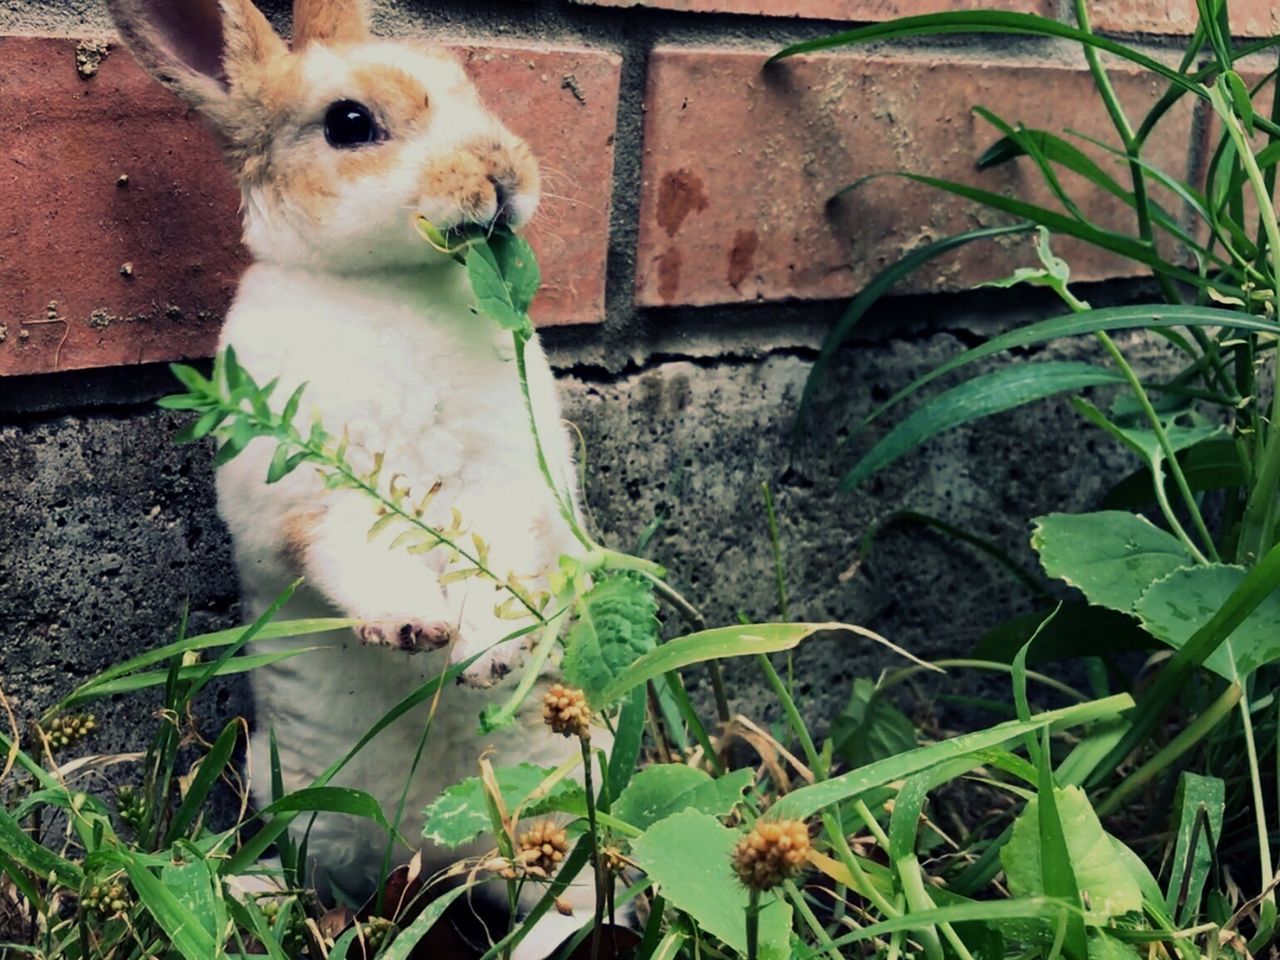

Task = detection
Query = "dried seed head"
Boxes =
[600,845,627,875]
[732,819,810,891]
[514,820,570,877]
[542,683,591,739]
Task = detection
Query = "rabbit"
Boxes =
[105,0,609,953]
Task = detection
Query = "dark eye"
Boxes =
[324,100,379,148]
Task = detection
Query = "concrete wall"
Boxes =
[0,0,1214,746]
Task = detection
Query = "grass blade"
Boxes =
[842,362,1127,490]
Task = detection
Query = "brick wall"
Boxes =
[0,0,1255,382]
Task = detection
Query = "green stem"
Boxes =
[581,738,605,960]
[756,654,821,776]
[1095,331,1219,562]
[641,571,732,724]
[782,879,842,960]
[760,482,795,695]
[746,888,761,960]
[1238,692,1277,924]
[1096,682,1241,816]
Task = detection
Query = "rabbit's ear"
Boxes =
[107,0,286,116]
[292,0,370,47]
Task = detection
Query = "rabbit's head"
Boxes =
[107,0,540,270]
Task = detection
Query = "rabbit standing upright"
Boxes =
[105,0,606,953]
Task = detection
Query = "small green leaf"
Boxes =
[421,763,583,849]
[1135,564,1280,681]
[562,575,659,705]
[490,231,540,314]
[1224,71,1255,134]
[830,678,916,767]
[266,444,292,484]
[1002,785,1142,920]
[629,811,792,960]
[465,242,529,334]
[1032,511,1192,614]
[612,766,753,831]
[161,855,225,944]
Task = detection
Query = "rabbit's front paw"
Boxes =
[356,618,456,653]
[457,643,521,689]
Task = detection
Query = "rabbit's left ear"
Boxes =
[292,0,370,47]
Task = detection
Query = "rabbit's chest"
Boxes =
[224,264,533,484]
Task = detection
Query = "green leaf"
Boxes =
[166,719,241,844]
[161,855,226,944]
[1002,786,1142,920]
[466,242,529,334]
[830,678,916,767]
[792,223,1031,447]
[490,231,540,314]
[629,811,792,960]
[593,622,855,708]
[1224,70,1255,134]
[1103,437,1245,510]
[1032,511,1193,614]
[380,884,474,960]
[865,304,1274,429]
[1093,541,1280,782]
[562,575,660,705]
[771,693,1133,821]
[842,362,1128,491]
[114,854,220,960]
[420,763,583,849]
[260,786,397,838]
[0,807,83,887]
[1166,772,1224,924]
[1135,564,1280,680]
[974,604,1157,665]
[612,766,753,831]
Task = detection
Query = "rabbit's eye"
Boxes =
[324,100,380,148]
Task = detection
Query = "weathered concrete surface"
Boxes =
[0,319,1153,746]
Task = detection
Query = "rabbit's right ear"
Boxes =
[106,0,286,124]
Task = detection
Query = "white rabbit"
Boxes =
[105,0,608,953]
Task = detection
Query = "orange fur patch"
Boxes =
[293,0,369,47]
[351,65,431,124]
[281,506,326,568]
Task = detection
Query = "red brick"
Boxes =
[1091,0,1277,35]
[634,48,1200,308]
[575,0,1050,18]
[0,37,619,378]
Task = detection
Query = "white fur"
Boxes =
[218,262,607,949]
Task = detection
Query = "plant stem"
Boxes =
[1238,692,1277,929]
[760,482,795,695]
[1094,330,1219,562]
[581,737,605,960]
[1097,681,1241,816]
[641,571,733,724]
[745,888,761,960]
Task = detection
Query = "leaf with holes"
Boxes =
[421,763,582,849]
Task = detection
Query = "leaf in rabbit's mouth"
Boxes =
[416,216,541,340]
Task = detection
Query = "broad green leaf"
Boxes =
[772,693,1132,821]
[1136,564,1280,680]
[629,811,791,960]
[466,242,529,335]
[421,763,583,849]
[612,766,753,831]
[161,856,225,944]
[1166,772,1224,924]
[863,304,1275,430]
[1002,786,1142,919]
[842,362,1128,490]
[1032,511,1192,614]
[115,855,220,960]
[594,622,860,708]
[830,678,917,767]
[562,575,659,705]
[1092,541,1280,782]
[490,231,540,315]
